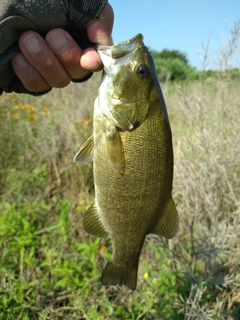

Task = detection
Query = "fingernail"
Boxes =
[96,35,113,46]
[22,34,41,53]
[46,32,68,53]
[12,53,29,68]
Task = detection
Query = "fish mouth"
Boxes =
[97,33,143,59]
[97,34,144,78]
[113,33,143,47]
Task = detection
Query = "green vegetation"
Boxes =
[149,20,240,83]
[0,20,239,319]
[151,49,189,66]
[150,49,198,82]
[150,47,240,83]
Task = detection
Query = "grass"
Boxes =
[0,22,240,319]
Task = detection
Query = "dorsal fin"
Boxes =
[73,135,94,163]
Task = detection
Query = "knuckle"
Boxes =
[22,68,50,92]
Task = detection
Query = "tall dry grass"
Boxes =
[166,76,240,318]
[165,21,240,318]
[0,73,100,203]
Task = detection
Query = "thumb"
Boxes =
[86,3,114,46]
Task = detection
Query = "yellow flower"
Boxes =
[43,106,50,116]
[79,199,85,205]
[101,245,107,252]
[144,272,149,279]
[76,206,81,211]
[28,113,37,124]
[11,113,19,119]
[85,205,91,211]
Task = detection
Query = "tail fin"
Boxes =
[101,260,138,290]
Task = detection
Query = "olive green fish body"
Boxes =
[94,100,174,288]
[74,34,178,290]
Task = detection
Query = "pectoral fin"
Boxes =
[83,202,108,238]
[73,135,94,163]
[152,197,179,239]
[105,124,124,175]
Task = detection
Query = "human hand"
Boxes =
[11,3,114,94]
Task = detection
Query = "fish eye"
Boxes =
[137,64,150,78]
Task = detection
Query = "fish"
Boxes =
[73,34,179,290]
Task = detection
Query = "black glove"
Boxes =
[0,0,108,95]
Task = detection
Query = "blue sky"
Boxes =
[109,0,240,70]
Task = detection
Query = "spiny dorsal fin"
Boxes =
[83,202,108,238]
[152,197,179,239]
[73,135,94,163]
[105,123,124,175]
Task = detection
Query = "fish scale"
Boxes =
[74,34,179,290]
[95,100,171,231]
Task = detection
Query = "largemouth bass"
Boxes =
[74,34,178,290]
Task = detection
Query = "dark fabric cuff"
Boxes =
[0,0,108,95]
[72,72,93,83]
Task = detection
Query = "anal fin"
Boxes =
[83,202,108,238]
[152,197,179,239]
[73,135,94,163]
